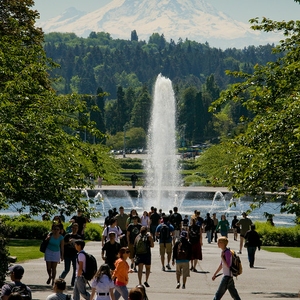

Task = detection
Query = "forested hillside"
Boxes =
[44,31,281,144]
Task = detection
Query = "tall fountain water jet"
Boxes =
[144,74,180,210]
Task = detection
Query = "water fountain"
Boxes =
[144,74,182,211]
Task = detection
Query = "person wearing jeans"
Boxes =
[73,240,90,300]
[59,223,81,286]
[212,237,241,300]
[113,247,133,300]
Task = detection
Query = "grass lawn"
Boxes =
[262,246,300,258]
[8,239,44,262]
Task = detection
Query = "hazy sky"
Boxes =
[34,0,300,24]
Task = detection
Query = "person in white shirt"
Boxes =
[73,240,89,300]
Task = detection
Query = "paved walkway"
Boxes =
[7,234,300,300]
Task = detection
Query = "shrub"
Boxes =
[85,223,102,241]
[0,221,10,286]
[1,215,103,241]
[256,222,300,247]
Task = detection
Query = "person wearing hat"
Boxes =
[171,231,192,289]
[1,265,32,300]
[102,231,121,270]
[236,212,253,254]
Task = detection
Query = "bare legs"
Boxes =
[46,261,58,285]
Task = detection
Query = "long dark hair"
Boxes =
[95,264,112,282]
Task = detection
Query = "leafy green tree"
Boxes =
[130,85,151,131]
[0,0,118,215]
[210,14,300,221]
[131,30,138,42]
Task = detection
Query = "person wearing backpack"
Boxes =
[172,231,192,289]
[212,237,241,300]
[102,217,123,247]
[169,207,182,246]
[1,265,32,300]
[188,217,203,272]
[133,226,154,287]
[126,216,142,271]
[73,240,90,300]
[155,216,174,271]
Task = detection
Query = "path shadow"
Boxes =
[252,292,298,298]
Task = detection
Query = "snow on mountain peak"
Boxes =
[37,0,279,48]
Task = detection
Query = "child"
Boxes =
[212,237,241,300]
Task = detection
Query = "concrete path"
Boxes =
[7,234,300,300]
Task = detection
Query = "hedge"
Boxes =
[1,215,103,241]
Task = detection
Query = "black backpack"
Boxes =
[189,226,200,244]
[177,242,188,260]
[78,251,98,281]
[9,283,31,300]
[160,224,170,245]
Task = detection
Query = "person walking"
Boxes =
[212,213,219,242]
[90,264,115,300]
[46,278,69,300]
[112,248,133,300]
[204,213,214,243]
[133,226,154,287]
[231,216,239,241]
[102,232,121,271]
[188,218,202,272]
[155,216,174,271]
[172,231,192,289]
[127,216,142,271]
[59,223,81,287]
[70,209,87,239]
[44,224,64,286]
[244,224,262,268]
[73,240,90,300]
[169,206,182,246]
[102,218,123,247]
[115,206,129,247]
[149,208,160,241]
[236,212,253,254]
[131,173,138,188]
[216,215,230,237]
[212,237,241,300]
[1,265,32,300]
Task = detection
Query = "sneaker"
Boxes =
[237,251,242,254]
[190,267,194,271]
[182,284,185,289]
[193,268,197,272]
[144,282,150,287]
[166,264,171,270]
[176,283,180,289]
[162,266,165,271]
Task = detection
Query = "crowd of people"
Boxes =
[1,205,262,300]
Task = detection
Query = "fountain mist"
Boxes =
[144,74,180,210]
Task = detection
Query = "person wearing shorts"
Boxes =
[155,216,174,271]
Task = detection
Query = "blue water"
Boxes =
[1,195,295,227]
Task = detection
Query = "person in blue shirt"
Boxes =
[155,216,174,271]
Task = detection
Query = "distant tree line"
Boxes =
[43,31,281,145]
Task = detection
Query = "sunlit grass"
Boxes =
[8,239,44,262]
[262,246,300,258]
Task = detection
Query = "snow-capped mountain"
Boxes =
[37,0,279,48]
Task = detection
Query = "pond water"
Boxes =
[1,191,295,227]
